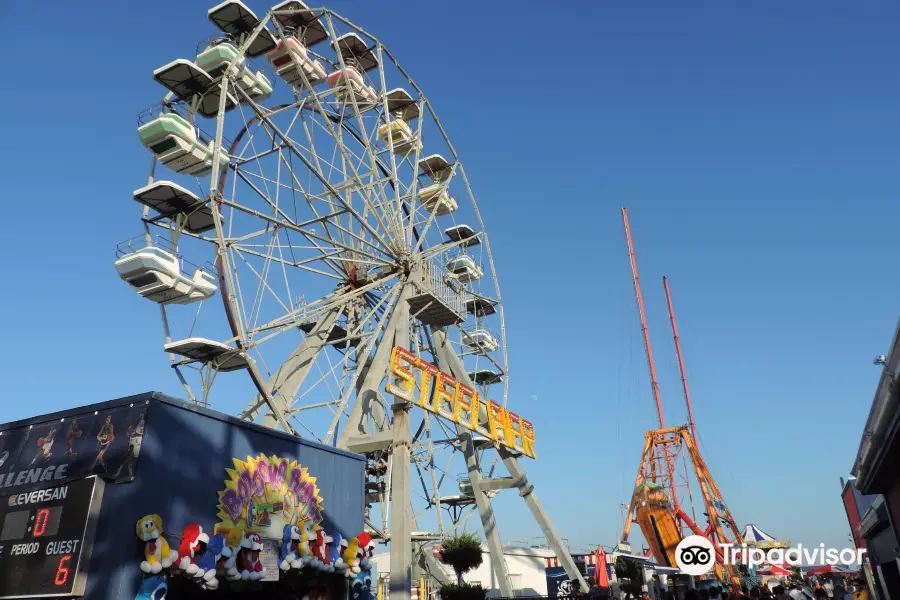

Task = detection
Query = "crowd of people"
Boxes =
[648,577,870,600]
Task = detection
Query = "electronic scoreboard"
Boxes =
[0,477,105,598]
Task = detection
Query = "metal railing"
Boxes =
[414,259,466,320]
[460,327,499,354]
[115,234,215,275]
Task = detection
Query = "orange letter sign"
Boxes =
[386,347,416,402]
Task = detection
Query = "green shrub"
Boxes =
[439,532,484,585]
[440,583,488,600]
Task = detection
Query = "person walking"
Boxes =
[774,584,792,600]
[833,578,846,600]
[823,580,834,600]
[790,582,813,600]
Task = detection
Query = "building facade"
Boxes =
[0,392,366,600]
[849,320,900,600]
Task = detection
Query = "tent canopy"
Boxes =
[742,524,777,543]
[760,564,792,577]
[806,565,857,577]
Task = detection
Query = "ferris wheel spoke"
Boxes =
[370,44,406,246]
[297,119,351,251]
[241,302,343,423]
[248,274,393,339]
[293,349,348,409]
[236,168,305,201]
[233,243,347,277]
[318,216,396,261]
[234,246,319,320]
[236,99,374,258]
[233,84,396,257]
[328,123,401,252]
[273,44,403,251]
[217,196,365,277]
[227,249,253,338]
[243,234,282,329]
[236,113,347,246]
[289,416,325,442]
[308,349,347,420]
[401,99,429,247]
[233,168,307,230]
[435,443,456,492]
[233,102,282,206]
[258,249,345,282]
[411,165,459,256]
[232,142,287,166]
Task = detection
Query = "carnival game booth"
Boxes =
[0,392,370,600]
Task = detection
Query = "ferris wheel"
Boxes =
[115,1,585,596]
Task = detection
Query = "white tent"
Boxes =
[742,524,777,545]
[742,524,790,549]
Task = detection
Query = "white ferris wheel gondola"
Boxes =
[114,246,217,305]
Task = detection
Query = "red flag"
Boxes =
[595,549,609,588]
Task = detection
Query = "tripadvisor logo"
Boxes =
[675,535,716,576]
[674,535,866,575]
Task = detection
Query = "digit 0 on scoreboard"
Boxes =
[33,507,63,538]
[0,477,105,598]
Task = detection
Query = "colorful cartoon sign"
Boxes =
[214,454,324,542]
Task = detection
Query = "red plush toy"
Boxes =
[177,523,209,578]
[237,531,264,580]
[356,532,375,570]
[310,529,332,570]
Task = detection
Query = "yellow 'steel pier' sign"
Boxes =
[385,346,536,458]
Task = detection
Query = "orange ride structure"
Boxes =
[620,208,743,585]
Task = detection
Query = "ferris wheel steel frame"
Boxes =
[125,4,589,599]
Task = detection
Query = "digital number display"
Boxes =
[1,506,64,540]
[0,477,104,598]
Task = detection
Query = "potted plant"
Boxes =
[438,532,487,600]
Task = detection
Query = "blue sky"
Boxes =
[1,0,899,555]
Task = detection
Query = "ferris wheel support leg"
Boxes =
[430,330,514,598]
[417,542,451,587]
[336,316,399,449]
[240,307,341,426]
[460,429,514,597]
[389,285,413,600]
[498,447,590,593]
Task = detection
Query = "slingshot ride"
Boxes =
[114,2,587,598]
[619,209,743,586]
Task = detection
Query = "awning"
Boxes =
[806,565,857,577]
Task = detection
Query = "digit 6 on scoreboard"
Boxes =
[55,555,71,586]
